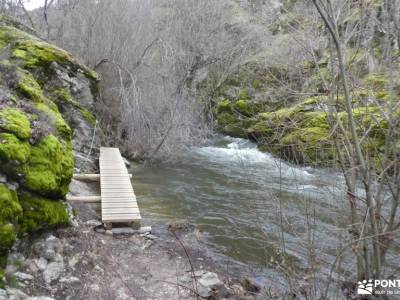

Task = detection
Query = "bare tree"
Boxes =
[312,0,400,287]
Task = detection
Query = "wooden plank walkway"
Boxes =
[100,147,141,223]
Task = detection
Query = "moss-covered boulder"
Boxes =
[18,134,74,197]
[212,70,398,166]
[0,14,99,281]
[0,184,22,249]
[17,191,70,234]
[0,108,31,139]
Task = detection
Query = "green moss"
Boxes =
[0,184,22,225]
[0,108,31,139]
[52,87,74,103]
[0,268,4,288]
[17,192,69,234]
[234,100,248,114]
[376,91,389,101]
[36,102,72,140]
[0,39,6,50]
[221,123,248,138]
[247,121,273,137]
[51,88,96,126]
[216,99,232,114]
[238,89,251,100]
[17,68,44,102]
[11,35,98,84]
[12,39,77,69]
[301,111,329,129]
[0,184,22,252]
[259,107,296,121]
[79,108,96,126]
[252,79,261,89]
[19,134,74,197]
[84,69,100,82]
[279,126,334,164]
[282,126,329,144]
[233,100,263,116]
[0,22,98,84]
[0,25,32,48]
[364,73,389,91]
[0,133,31,163]
[302,97,321,106]
[216,112,237,127]
[0,224,16,250]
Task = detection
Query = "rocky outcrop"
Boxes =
[0,14,99,283]
[210,57,400,166]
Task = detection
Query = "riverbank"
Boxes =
[0,178,263,300]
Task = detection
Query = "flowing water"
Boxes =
[131,136,400,291]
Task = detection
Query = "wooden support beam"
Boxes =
[66,195,101,203]
[111,226,151,235]
[73,173,132,181]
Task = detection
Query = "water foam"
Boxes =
[193,137,314,179]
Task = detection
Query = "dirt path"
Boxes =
[2,179,260,300]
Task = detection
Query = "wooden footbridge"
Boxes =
[67,147,142,230]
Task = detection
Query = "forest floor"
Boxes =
[3,179,261,300]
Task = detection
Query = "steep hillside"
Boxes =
[0,15,99,282]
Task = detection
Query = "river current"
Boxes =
[131,136,400,291]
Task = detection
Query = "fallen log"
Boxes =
[73,173,132,181]
[66,195,101,203]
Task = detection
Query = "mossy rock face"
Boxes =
[209,54,399,165]
[213,88,396,166]
[0,134,73,198]
[19,134,74,197]
[35,102,72,141]
[0,133,31,163]
[17,191,70,234]
[51,88,96,126]
[0,108,31,139]
[12,39,76,70]
[0,184,22,248]
[0,14,99,263]
[0,183,21,283]
[233,100,263,116]
[16,68,45,102]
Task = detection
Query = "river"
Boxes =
[131,136,400,293]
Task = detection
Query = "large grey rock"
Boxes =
[26,297,55,300]
[13,272,34,282]
[32,242,45,256]
[74,153,97,172]
[197,271,223,288]
[42,249,56,261]
[0,289,7,300]
[85,219,102,227]
[59,276,80,284]
[6,288,28,300]
[195,271,223,298]
[43,261,64,284]
[35,257,48,271]
[45,236,62,252]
